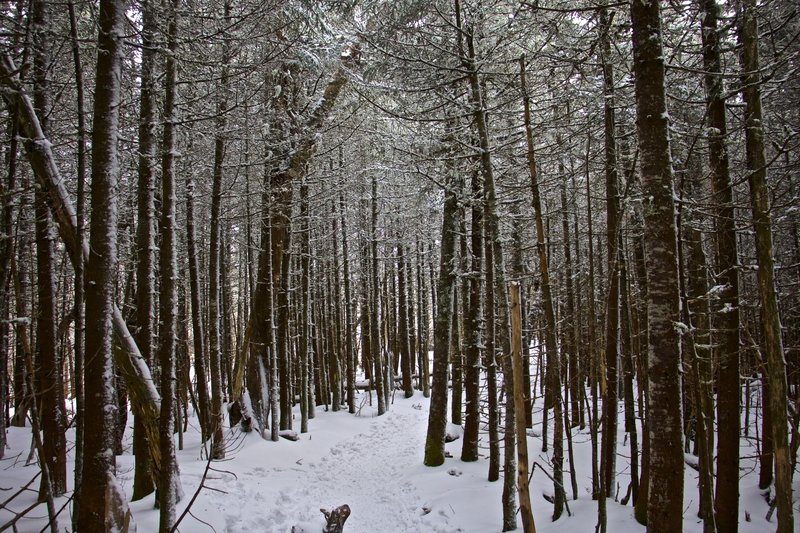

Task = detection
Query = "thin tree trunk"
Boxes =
[560,181,579,430]
[157,1,183,524]
[207,0,231,459]
[737,1,793,529]
[132,0,158,500]
[461,166,483,461]
[520,55,565,520]
[186,178,211,443]
[340,190,356,413]
[398,244,414,398]
[559,166,579,504]
[299,183,310,432]
[417,241,431,399]
[370,176,386,415]
[30,0,67,499]
[679,165,715,531]
[222,228,236,401]
[511,283,537,533]
[11,246,31,430]
[424,170,459,466]
[632,222,651,526]
[598,7,620,498]
[0,68,18,457]
[585,136,601,503]
[331,197,345,410]
[620,243,639,507]
[484,238,501,484]
[278,231,293,429]
[0,148,9,466]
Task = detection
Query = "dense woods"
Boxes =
[0,0,798,531]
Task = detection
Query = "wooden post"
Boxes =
[511,283,536,532]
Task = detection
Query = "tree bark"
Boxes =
[424,168,459,465]
[630,1,685,530]
[398,244,414,398]
[157,0,183,527]
[300,182,311,432]
[186,178,211,443]
[78,0,130,528]
[520,55,565,520]
[370,175,387,414]
[698,1,741,526]
[511,283,537,533]
[599,7,620,497]
[30,0,67,499]
[700,0,741,531]
[340,190,357,413]
[132,0,158,500]
[737,1,793,530]
[461,165,483,462]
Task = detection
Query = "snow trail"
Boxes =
[268,410,426,531]
[205,397,449,533]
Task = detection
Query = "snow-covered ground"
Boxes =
[0,386,793,532]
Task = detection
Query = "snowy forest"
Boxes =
[0,0,799,531]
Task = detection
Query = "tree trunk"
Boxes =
[207,0,231,459]
[630,1,685,530]
[632,221,651,526]
[278,231,293,429]
[299,183,311,432]
[186,178,211,443]
[448,249,462,422]
[560,181,579,430]
[737,1,793,530]
[0,75,17,459]
[132,0,158,500]
[417,242,431,399]
[424,171,459,466]
[30,0,67,499]
[619,245,640,507]
[78,0,130,528]
[585,136,601,502]
[599,6,620,498]
[157,1,183,524]
[232,46,355,420]
[331,198,344,410]
[484,239,501,484]
[370,175,386,415]
[679,166,715,531]
[699,2,741,527]
[520,55,565,520]
[511,283,537,533]
[461,166,483,462]
[11,242,30,430]
[340,190,356,413]
[398,244,414,398]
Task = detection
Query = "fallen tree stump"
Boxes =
[320,504,351,533]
